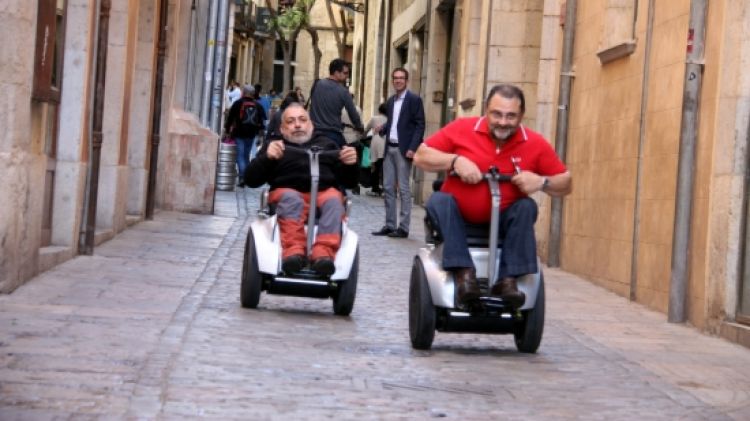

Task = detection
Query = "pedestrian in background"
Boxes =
[224,84,267,187]
[255,84,272,122]
[295,86,306,104]
[226,81,241,106]
[371,68,425,239]
[308,58,364,147]
[364,103,388,196]
[341,93,362,146]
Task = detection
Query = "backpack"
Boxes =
[239,100,263,129]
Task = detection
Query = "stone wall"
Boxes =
[157,109,218,214]
[0,1,45,292]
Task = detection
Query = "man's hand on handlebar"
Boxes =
[453,156,483,184]
[512,171,546,195]
[339,146,357,165]
[266,140,285,160]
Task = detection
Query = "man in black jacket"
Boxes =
[371,68,425,239]
[245,103,358,276]
[224,85,267,187]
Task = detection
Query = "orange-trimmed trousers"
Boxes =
[268,187,345,261]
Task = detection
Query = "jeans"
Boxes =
[235,136,257,180]
[425,192,539,278]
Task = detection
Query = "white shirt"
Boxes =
[389,90,407,142]
[228,87,241,105]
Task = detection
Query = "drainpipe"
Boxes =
[630,0,656,301]
[210,0,230,134]
[382,0,393,102]
[669,0,707,323]
[185,0,197,112]
[80,0,111,255]
[547,0,577,267]
[480,0,492,112]
[358,0,368,108]
[145,0,169,220]
[200,0,219,126]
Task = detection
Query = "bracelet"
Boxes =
[450,155,460,172]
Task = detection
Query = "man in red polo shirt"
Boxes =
[413,84,572,307]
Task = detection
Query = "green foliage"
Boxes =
[269,0,316,40]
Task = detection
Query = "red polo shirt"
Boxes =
[425,117,567,224]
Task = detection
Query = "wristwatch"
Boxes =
[541,177,550,192]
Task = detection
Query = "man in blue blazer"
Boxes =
[371,68,425,238]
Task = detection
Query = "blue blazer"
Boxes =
[381,90,425,157]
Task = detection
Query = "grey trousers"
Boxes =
[382,145,412,232]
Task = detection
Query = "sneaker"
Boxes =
[371,226,395,236]
[282,254,307,274]
[387,228,409,238]
[311,258,335,276]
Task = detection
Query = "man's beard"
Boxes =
[287,130,312,144]
[490,124,518,142]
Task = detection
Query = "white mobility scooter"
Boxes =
[409,167,545,353]
[240,146,359,315]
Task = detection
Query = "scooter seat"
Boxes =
[424,217,502,248]
[464,223,503,248]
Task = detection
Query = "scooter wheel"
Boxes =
[513,272,545,353]
[332,247,359,316]
[240,229,263,308]
[409,257,436,350]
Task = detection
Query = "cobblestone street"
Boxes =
[1,189,749,420]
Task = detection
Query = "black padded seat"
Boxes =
[464,223,502,248]
[424,218,502,248]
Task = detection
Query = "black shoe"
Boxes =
[282,254,308,274]
[387,228,408,238]
[371,226,395,236]
[311,258,335,276]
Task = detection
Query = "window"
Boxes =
[32,0,67,102]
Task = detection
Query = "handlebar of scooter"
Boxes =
[448,166,513,182]
[276,142,345,163]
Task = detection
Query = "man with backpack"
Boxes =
[225,84,267,187]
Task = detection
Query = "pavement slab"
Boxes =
[0,190,748,420]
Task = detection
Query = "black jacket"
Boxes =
[244,136,358,192]
[379,90,425,157]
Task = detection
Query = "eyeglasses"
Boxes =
[392,76,407,80]
[489,111,520,121]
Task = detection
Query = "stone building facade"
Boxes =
[0,0,240,292]
[353,0,750,348]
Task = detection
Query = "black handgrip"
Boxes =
[281,143,342,161]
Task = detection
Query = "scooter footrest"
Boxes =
[478,296,511,312]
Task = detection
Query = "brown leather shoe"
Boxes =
[491,277,526,308]
[454,267,481,305]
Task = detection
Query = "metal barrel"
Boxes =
[216,141,237,191]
